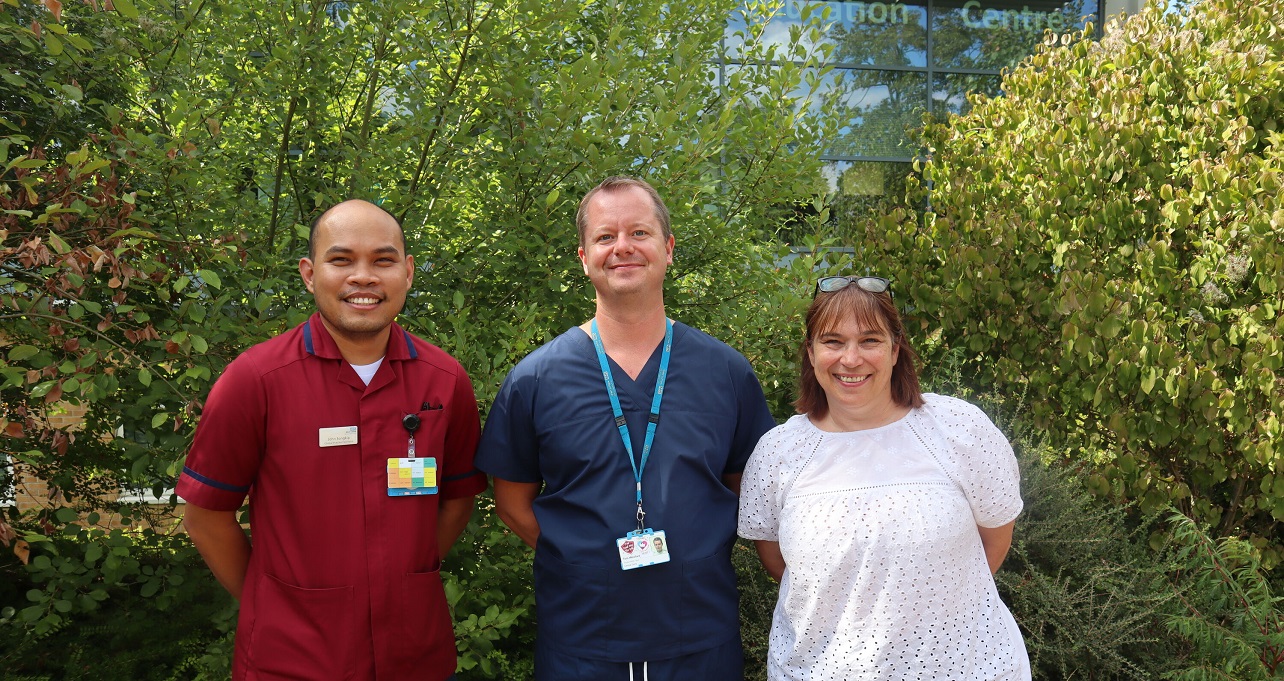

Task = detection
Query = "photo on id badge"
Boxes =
[617,529,670,570]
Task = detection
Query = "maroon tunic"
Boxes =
[178,313,485,680]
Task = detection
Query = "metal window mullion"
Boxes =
[926,0,936,117]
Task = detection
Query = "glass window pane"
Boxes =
[824,69,927,159]
[724,2,816,62]
[932,73,1002,116]
[726,0,928,67]
[932,0,1098,71]
[825,1,929,68]
[816,161,918,246]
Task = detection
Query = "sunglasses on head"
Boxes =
[814,276,893,298]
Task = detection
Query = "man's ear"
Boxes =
[299,258,316,293]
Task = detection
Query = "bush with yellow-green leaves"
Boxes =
[855,0,1284,566]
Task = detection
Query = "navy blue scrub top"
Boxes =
[477,322,776,660]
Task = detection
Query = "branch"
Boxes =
[0,312,192,405]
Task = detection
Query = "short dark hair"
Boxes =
[794,283,925,418]
[308,200,405,259]
[575,176,671,248]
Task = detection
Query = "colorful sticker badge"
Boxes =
[387,457,438,496]
[617,529,671,570]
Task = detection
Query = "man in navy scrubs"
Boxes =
[179,200,485,680]
[477,177,777,680]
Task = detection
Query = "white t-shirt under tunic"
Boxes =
[738,394,1030,681]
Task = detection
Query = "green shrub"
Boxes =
[0,554,235,681]
[845,0,1284,564]
[445,496,537,680]
[1164,512,1284,680]
[998,447,1184,680]
[933,358,1186,679]
[736,538,776,681]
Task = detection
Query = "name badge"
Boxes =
[617,529,671,570]
[318,426,358,447]
[387,457,438,496]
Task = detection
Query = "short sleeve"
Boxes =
[925,396,1023,528]
[474,370,542,483]
[737,423,792,541]
[438,364,486,499]
[725,358,778,475]
[176,354,265,511]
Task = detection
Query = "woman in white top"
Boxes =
[738,276,1030,681]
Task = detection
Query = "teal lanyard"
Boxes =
[590,318,673,531]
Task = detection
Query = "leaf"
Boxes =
[195,269,222,289]
[43,32,62,56]
[64,33,90,51]
[7,345,39,361]
[111,0,139,19]
[47,231,70,254]
[151,413,168,429]
[29,381,57,399]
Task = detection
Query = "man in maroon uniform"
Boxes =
[179,199,484,681]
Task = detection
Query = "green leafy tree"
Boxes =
[847,0,1284,564]
[2,0,837,674]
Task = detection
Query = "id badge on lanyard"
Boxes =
[388,412,438,496]
[617,528,670,570]
[591,318,675,571]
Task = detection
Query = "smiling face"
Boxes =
[577,185,674,302]
[299,200,413,361]
[807,313,901,428]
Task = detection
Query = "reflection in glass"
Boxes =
[816,161,917,246]
[825,1,929,68]
[932,0,1097,70]
[723,1,823,62]
[932,73,1002,116]
[824,70,927,159]
[747,0,1102,162]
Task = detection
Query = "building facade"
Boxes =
[722,0,1140,240]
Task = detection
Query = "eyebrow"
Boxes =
[591,222,656,232]
[322,245,402,257]
[818,327,889,338]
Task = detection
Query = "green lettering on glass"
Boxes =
[960,1,1069,31]
[785,1,913,26]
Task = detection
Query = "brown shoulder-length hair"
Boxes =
[794,283,925,418]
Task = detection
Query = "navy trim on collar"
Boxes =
[183,466,251,494]
[303,317,411,360]
[403,329,418,359]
